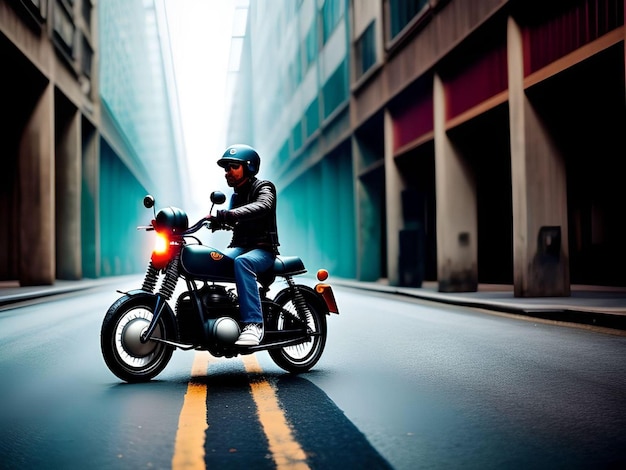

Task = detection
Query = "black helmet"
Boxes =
[217,144,261,176]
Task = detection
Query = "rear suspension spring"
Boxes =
[286,276,311,324]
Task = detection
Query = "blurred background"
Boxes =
[1,0,625,298]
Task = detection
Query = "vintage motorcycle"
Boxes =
[100,191,339,383]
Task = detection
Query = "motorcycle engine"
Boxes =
[176,284,240,346]
[199,284,239,319]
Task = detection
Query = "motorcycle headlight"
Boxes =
[154,233,169,255]
[155,207,189,234]
[151,233,172,269]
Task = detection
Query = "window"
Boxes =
[322,59,348,119]
[53,0,76,57]
[388,0,429,40]
[355,20,376,79]
[18,0,48,25]
[82,0,92,31]
[305,97,320,138]
[303,24,317,71]
[321,0,344,44]
[81,34,93,77]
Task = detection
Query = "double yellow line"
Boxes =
[172,352,309,469]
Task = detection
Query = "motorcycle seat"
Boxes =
[272,256,306,276]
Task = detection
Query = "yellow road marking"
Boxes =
[173,353,309,469]
[172,352,210,470]
[242,355,310,470]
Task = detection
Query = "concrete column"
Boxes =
[352,135,381,281]
[384,109,405,286]
[19,83,55,286]
[433,74,478,292]
[507,17,570,297]
[55,107,82,280]
[81,124,100,278]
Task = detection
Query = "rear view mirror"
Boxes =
[210,191,227,205]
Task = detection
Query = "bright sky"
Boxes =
[164,0,236,214]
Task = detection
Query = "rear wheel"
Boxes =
[101,295,175,383]
[268,287,327,373]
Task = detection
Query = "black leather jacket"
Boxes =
[226,178,280,254]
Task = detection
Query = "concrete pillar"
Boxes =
[81,124,100,278]
[56,106,82,280]
[507,17,570,297]
[19,83,55,286]
[384,109,405,286]
[433,74,478,292]
[352,135,381,281]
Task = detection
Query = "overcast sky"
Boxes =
[164,0,237,213]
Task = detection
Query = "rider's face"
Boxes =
[224,162,247,187]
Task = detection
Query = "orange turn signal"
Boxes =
[317,269,329,282]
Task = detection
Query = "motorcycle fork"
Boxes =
[141,255,180,343]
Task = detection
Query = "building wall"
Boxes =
[0,0,186,284]
[228,0,626,294]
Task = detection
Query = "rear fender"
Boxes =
[274,284,329,316]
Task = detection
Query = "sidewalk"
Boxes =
[0,276,135,307]
[332,279,626,331]
[1,276,626,331]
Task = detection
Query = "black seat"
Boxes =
[272,256,306,276]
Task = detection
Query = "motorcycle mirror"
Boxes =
[210,191,226,205]
[143,195,155,209]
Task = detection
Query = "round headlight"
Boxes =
[155,207,189,233]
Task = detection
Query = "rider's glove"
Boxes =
[210,210,234,232]
[209,215,222,232]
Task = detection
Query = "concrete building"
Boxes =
[0,0,187,285]
[227,0,625,296]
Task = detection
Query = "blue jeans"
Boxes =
[224,247,275,324]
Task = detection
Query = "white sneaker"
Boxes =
[235,323,264,346]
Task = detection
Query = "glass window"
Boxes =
[355,20,376,79]
[322,59,348,119]
[81,34,93,77]
[82,0,92,30]
[303,24,317,71]
[388,0,429,40]
[53,0,76,55]
[321,0,344,44]
[305,97,320,138]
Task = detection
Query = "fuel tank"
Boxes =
[179,245,235,281]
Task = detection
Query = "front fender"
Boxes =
[107,291,177,334]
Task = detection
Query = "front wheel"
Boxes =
[268,287,327,373]
[101,294,175,383]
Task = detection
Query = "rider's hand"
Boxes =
[209,216,222,232]
[209,210,233,232]
[216,210,234,225]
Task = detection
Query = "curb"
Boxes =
[332,280,626,331]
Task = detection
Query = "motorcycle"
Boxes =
[100,191,339,383]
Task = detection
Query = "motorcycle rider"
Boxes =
[208,144,280,346]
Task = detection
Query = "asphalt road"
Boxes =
[1,279,625,469]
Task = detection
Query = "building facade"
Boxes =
[227,0,625,296]
[0,0,186,285]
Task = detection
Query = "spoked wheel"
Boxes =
[268,287,327,373]
[101,295,175,383]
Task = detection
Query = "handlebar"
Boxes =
[185,218,233,235]
[137,219,232,234]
